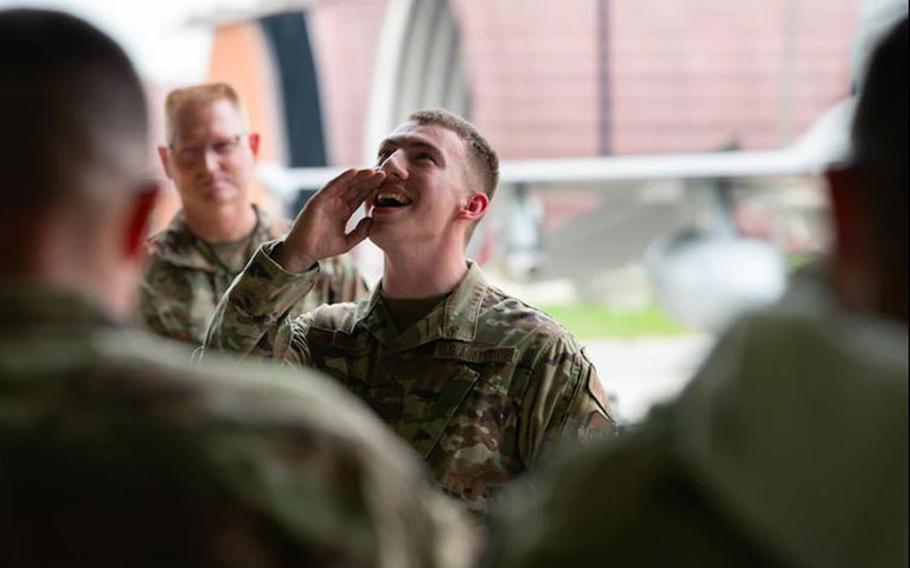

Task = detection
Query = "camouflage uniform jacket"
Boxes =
[0,282,475,567]
[140,206,367,345]
[204,242,615,515]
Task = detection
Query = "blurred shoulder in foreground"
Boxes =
[1,285,474,566]
[486,16,908,568]
[0,8,472,567]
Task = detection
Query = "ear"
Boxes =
[459,191,489,222]
[124,183,160,261]
[157,146,174,180]
[826,166,876,310]
[828,167,871,267]
[248,132,261,159]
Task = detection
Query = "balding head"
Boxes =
[163,82,247,145]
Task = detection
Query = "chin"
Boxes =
[204,187,242,205]
[366,222,403,251]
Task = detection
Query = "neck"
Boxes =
[381,240,469,299]
[9,207,132,322]
[184,201,257,243]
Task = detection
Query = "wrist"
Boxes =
[273,241,317,273]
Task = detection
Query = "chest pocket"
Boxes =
[396,364,480,459]
[307,329,412,427]
[307,329,367,379]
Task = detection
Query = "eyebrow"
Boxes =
[377,137,444,160]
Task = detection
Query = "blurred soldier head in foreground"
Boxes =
[487,18,907,568]
[828,17,908,322]
[0,9,472,567]
[0,7,156,316]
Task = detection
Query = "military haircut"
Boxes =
[408,109,501,200]
[850,17,908,288]
[0,9,148,213]
[164,82,248,144]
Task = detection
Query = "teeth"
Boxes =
[374,192,413,206]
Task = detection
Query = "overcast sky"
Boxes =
[0,0,260,83]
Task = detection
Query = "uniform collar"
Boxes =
[148,205,285,272]
[356,261,488,352]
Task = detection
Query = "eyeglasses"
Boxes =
[169,134,245,167]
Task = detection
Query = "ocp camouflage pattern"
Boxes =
[203,241,616,516]
[1,283,475,567]
[139,206,367,345]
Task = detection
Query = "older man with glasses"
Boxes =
[140,83,366,346]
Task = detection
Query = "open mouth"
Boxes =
[373,191,414,208]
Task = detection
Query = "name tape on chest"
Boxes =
[433,342,518,365]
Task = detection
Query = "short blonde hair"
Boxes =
[164,82,247,144]
[408,109,500,200]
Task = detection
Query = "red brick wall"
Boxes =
[308,0,389,165]
[451,0,602,159]
[305,0,857,161]
[608,0,857,154]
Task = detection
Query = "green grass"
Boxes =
[787,252,820,271]
[538,303,690,340]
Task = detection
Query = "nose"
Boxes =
[379,149,408,180]
[202,146,220,173]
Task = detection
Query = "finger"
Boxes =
[320,168,357,194]
[319,168,371,199]
[343,172,385,208]
[335,178,380,227]
[343,217,372,249]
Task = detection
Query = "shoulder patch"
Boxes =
[587,371,609,407]
[578,410,614,445]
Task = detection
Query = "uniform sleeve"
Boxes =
[518,334,616,468]
[201,241,319,366]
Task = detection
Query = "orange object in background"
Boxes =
[146,21,287,236]
[207,22,286,223]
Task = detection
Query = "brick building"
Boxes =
[204,0,857,165]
